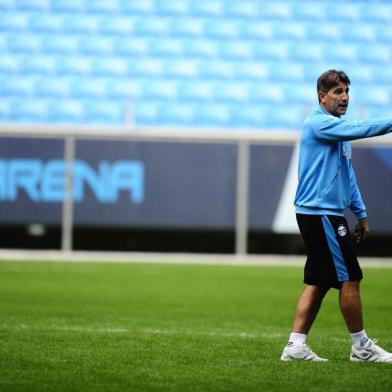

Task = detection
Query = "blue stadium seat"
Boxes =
[106,79,142,99]
[282,83,315,105]
[321,43,358,64]
[5,33,42,52]
[224,2,260,19]
[248,83,284,104]
[194,103,231,126]
[0,12,29,31]
[189,1,224,17]
[133,100,159,125]
[49,99,85,123]
[354,86,390,107]
[97,16,135,35]
[199,60,234,79]
[83,99,124,124]
[14,0,49,11]
[372,66,392,84]
[134,17,171,35]
[304,22,341,42]
[29,14,65,32]
[41,34,80,54]
[33,76,71,97]
[155,0,188,16]
[128,58,164,77]
[264,104,304,129]
[239,21,273,40]
[86,0,121,14]
[374,25,392,44]
[0,55,19,72]
[78,36,114,55]
[300,64,326,83]
[120,0,155,15]
[152,102,195,126]
[135,100,197,127]
[230,104,267,127]
[113,37,150,56]
[149,38,184,57]
[70,77,108,98]
[344,67,374,84]
[291,2,326,21]
[267,62,304,83]
[169,18,205,37]
[178,80,215,101]
[288,42,323,63]
[327,4,360,22]
[56,56,92,75]
[232,61,269,81]
[202,20,240,39]
[0,0,14,10]
[343,23,375,43]
[214,81,251,103]
[182,38,218,57]
[51,0,85,13]
[142,80,178,100]
[270,22,307,41]
[0,34,5,51]
[93,57,128,76]
[19,55,57,74]
[359,3,392,23]
[62,15,100,34]
[163,59,199,78]
[213,82,250,102]
[357,44,391,64]
[259,2,292,20]
[254,42,289,61]
[2,76,36,96]
[10,99,50,122]
[0,98,12,121]
[218,40,255,60]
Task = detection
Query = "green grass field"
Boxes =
[1,260,392,392]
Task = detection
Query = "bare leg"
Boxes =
[292,285,329,334]
[339,281,364,333]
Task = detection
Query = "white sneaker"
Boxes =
[280,343,328,362]
[350,339,392,363]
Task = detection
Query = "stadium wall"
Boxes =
[1,125,392,256]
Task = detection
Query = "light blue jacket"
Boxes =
[295,106,392,219]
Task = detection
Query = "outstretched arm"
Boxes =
[314,116,392,142]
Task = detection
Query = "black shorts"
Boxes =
[296,214,363,289]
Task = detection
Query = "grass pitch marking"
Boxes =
[1,323,285,340]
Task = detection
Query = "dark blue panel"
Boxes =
[74,139,237,228]
[350,146,392,233]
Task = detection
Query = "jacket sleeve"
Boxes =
[349,164,367,220]
[313,115,392,142]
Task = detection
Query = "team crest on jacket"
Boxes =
[337,225,347,237]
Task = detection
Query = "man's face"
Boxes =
[319,81,349,117]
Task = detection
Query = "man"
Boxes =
[281,69,392,362]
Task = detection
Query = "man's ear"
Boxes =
[318,91,325,104]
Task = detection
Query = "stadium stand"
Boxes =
[1,0,392,129]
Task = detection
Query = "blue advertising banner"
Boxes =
[0,137,64,224]
[0,135,392,234]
